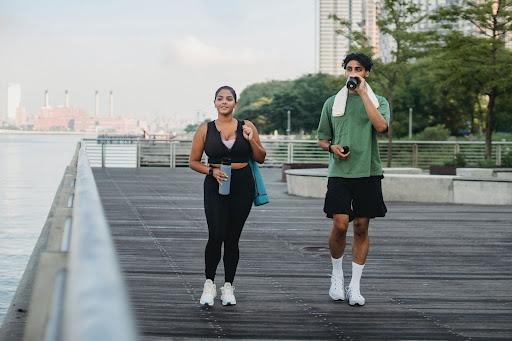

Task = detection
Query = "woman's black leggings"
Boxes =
[203,165,254,284]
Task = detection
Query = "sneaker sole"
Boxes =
[329,290,345,301]
[221,300,236,306]
[348,301,365,306]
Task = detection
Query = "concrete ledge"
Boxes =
[286,168,512,205]
[494,168,512,180]
[456,168,494,177]
[453,177,512,205]
[383,174,454,203]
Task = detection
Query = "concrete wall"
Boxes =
[286,168,512,205]
[382,174,454,203]
[453,179,512,205]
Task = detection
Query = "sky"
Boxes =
[0,0,316,125]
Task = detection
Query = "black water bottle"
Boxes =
[346,77,360,90]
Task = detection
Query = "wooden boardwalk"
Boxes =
[93,168,512,340]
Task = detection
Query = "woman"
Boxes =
[189,86,266,306]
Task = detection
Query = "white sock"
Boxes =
[331,256,344,277]
[349,262,365,291]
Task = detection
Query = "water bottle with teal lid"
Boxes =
[219,157,232,195]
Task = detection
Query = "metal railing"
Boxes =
[21,143,137,341]
[82,137,512,168]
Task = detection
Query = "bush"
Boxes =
[502,151,512,167]
[442,153,466,167]
[478,159,496,168]
[416,124,450,141]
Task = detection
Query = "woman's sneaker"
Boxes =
[345,286,365,306]
[220,282,236,306]
[199,279,216,306]
[329,274,345,301]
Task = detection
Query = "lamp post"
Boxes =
[286,109,291,137]
[408,107,413,139]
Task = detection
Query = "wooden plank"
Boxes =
[93,167,512,340]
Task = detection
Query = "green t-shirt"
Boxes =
[317,94,391,178]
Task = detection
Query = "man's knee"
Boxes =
[332,214,349,235]
[353,217,369,237]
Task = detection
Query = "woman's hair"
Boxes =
[214,86,237,102]
[342,52,373,71]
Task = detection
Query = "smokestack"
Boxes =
[44,89,49,107]
[109,91,114,117]
[95,90,99,117]
[65,90,69,107]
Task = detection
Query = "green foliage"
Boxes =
[235,73,342,134]
[184,119,211,134]
[184,124,199,134]
[440,153,466,167]
[502,151,512,167]
[415,124,450,141]
[429,0,512,159]
[478,159,496,168]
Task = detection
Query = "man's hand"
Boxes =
[330,145,350,160]
[353,75,367,96]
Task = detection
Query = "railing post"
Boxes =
[454,143,460,155]
[101,143,106,168]
[290,143,294,163]
[412,144,418,168]
[170,143,176,168]
[169,141,173,168]
[136,141,141,168]
[496,144,502,166]
[287,142,292,163]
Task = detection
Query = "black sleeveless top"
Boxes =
[205,120,252,164]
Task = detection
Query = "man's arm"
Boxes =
[355,77,388,133]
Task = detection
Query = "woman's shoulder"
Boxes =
[196,121,210,135]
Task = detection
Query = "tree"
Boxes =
[431,0,512,159]
[374,0,434,166]
[235,73,342,134]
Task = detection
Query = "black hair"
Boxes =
[214,86,237,102]
[342,52,373,71]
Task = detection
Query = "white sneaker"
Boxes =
[199,279,216,306]
[220,282,236,306]
[329,274,345,301]
[346,286,365,306]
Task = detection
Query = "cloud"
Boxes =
[163,36,269,67]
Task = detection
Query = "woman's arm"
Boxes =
[243,120,266,164]
[189,123,209,174]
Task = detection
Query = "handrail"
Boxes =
[63,147,137,341]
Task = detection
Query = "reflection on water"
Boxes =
[0,133,93,323]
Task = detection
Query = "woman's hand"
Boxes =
[242,125,253,141]
[212,168,228,184]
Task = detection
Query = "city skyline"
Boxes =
[0,0,316,123]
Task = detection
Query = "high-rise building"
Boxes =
[316,0,380,75]
[7,83,21,121]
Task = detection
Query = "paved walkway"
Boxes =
[93,167,512,340]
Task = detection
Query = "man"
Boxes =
[317,52,390,306]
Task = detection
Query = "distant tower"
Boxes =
[316,0,379,75]
[95,90,100,117]
[44,89,49,107]
[7,83,21,121]
[65,89,69,107]
[109,91,114,117]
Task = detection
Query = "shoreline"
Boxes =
[0,129,97,136]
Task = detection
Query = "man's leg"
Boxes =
[352,217,369,264]
[329,214,349,258]
[347,217,369,306]
[329,214,349,300]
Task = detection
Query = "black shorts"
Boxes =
[323,175,387,221]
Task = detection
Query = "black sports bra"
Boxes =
[204,120,252,164]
